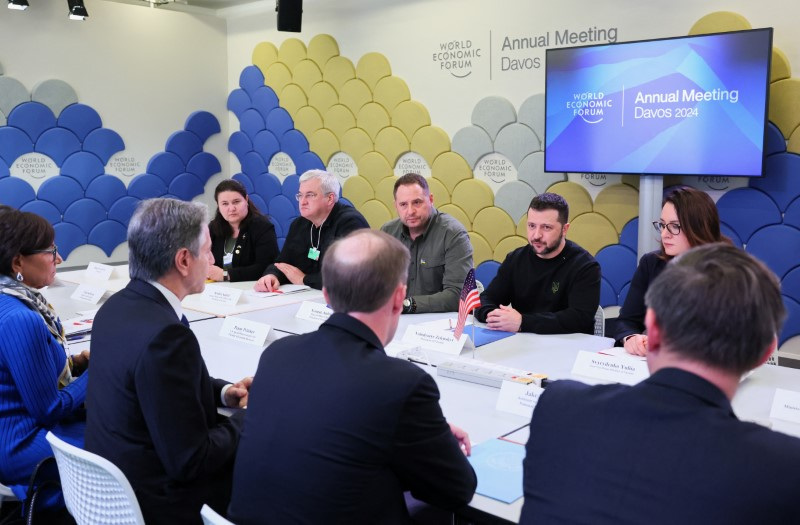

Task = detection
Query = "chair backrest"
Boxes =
[201,504,235,525]
[594,306,605,337]
[45,432,145,525]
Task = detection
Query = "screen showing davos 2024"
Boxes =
[544,28,773,177]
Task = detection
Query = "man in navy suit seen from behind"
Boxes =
[520,243,800,524]
[228,229,477,524]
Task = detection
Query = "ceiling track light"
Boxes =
[67,0,88,20]
[7,0,29,10]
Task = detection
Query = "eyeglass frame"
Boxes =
[25,245,59,261]
[295,191,333,202]
[652,221,681,235]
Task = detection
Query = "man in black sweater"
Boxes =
[474,193,600,334]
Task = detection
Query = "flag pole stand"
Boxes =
[471,309,476,360]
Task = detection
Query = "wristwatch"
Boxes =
[402,297,416,314]
[223,270,230,282]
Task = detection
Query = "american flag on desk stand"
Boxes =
[454,268,481,339]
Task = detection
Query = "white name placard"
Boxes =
[770,389,800,424]
[571,350,649,385]
[295,301,333,324]
[201,286,242,306]
[496,381,544,418]
[401,324,466,356]
[70,284,106,304]
[85,262,115,281]
[219,316,270,347]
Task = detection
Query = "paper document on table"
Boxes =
[468,438,525,503]
[62,314,97,337]
[246,284,311,298]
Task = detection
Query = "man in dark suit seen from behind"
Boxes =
[85,198,252,525]
[228,229,477,524]
[520,243,800,524]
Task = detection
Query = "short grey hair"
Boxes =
[128,198,208,281]
[299,169,340,203]
[645,243,786,374]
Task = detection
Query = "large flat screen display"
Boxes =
[544,28,773,177]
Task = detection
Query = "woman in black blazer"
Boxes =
[208,179,278,282]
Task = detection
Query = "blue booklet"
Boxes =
[467,438,525,503]
[471,327,515,347]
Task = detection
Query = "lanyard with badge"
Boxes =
[223,237,236,267]
[308,222,323,261]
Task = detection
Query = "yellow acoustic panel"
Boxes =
[292,59,323,93]
[342,129,375,170]
[411,126,451,167]
[772,47,791,83]
[688,11,751,35]
[593,183,639,233]
[546,181,593,220]
[308,81,339,115]
[568,212,619,255]
[374,76,411,113]
[264,62,293,95]
[340,78,373,115]
[468,231,493,266]
[359,198,392,229]
[323,104,356,140]
[451,179,494,222]
[432,152,473,194]
[307,34,339,70]
[473,207,515,251]
[788,126,800,155]
[342,175,375,208]
[374,126,409,166]
[440,204,472,231]
[357,102,391,141]
[769,78,800,138]
[278,38,308,70]
[493,236,528,262]
[392,100,431,142]
[252,42,279,73]
[429,177,451,206]
[309,128,340,165]
[375,176,398,215]
[517,214,528,237]
[323,56,356,91]
[279,83,308,116]
[356,151,392,188]
[295,106,323,137]
[356,52,392,92]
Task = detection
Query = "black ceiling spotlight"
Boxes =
[67,0,88,20]
[7,0,29,10]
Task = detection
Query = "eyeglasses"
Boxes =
[27,245,59,261]
[652,221,681,235]
[295,192,319,201]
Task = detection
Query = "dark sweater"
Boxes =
[210,213,279,282]
[475,240,601,334]
[612,250,667,345]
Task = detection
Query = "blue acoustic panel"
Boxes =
[128,174,168,200]
[165,130,202,165]
[268,214,283,239]
[785,197,800,230]
[7,102,56,142]
[782,295,800,345]
[239,65,266,97]
[227,89,252,119]
[184,111,220,143]
[595,244,637,296]
[57,103,101,142]
[83,128,125,164]
[60,151,105,189]
[0,127,34,165]
[294,151,324,176]
[280,174,300,210]
[0,159,8,179]
[717,188,782,244]
[281,129,310,158]
[254,172,282,202]
[618,282,631,306]
[619,218,638,252]
[228,131,253,162]
[0,177,36,208]
[249,194,269,217]
[86,175,127,210]
[268,194,297,237]
[89,220,128,257]
[265,107,293,138]
[168,173,205,201]
[232,173,254,194]
[783,267,800,304]
[720,223,743,248]
[53,222,87,259]
[475,260,501,289]
[108,196,141,227]
[35,128,81,166]
[240,109,266,141]
[600,277,617,308]
[37,176,83,213]
[764,122,786,156]
[253,130,280,164]
[241,151,268,179]
[746,225,800,280]
[751,153,800,212]
[63,198,107,235]
[186,152,221,183]
[20,200,62,224]
[252,86,280,123]
[147,152,185,185]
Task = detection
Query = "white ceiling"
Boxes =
[100,0,278,18]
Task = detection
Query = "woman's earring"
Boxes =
[15,272,23,282]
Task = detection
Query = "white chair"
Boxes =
[201,504,235,525]
[593,305,605,337]
[45,432,145,525]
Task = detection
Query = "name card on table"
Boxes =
[201,286,242,306]
[496,381,545,418]
[402,324,467,356]
[219,316,270,347]
[770,389,800,424]
[70,284,106,304]
[571,350,649,385]
[295,301,333,324]
[85,262,115,281]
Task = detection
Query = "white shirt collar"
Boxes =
[149,280,184,321]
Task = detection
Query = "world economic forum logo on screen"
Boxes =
[566,91,613,124]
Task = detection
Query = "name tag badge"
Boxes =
[308,247,320,261]
[223,253,233,266]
